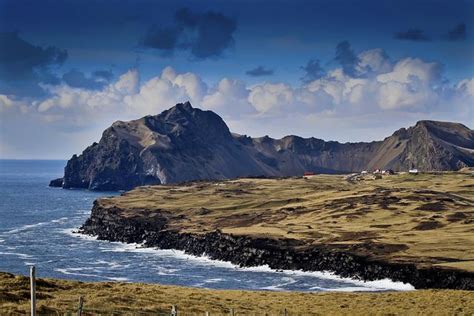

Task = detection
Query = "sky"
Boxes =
[0,0,473,159]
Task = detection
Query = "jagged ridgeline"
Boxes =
[50,102,474,191]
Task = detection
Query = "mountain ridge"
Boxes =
[52,102,474,191]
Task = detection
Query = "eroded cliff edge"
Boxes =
[80,201,473,290]
[79,174,474,290]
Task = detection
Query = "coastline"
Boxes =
[64,228,414,292]
[79,200,474,290]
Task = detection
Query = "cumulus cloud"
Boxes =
[248,83,293,114]
[8,52,470,123]
[456,78,474,96]
[0,94,29,113]
[124,66,207,116]
[142,8,237,59]
[2,47,472,158]
[36,69,139,127]
[202,78,254,117]
[0,32,68,96]
[356,49,392,75]
[246,66,274,77]
[394,28,431,41]
[446,23,467,41]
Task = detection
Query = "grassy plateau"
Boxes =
[2,171,473,314]
[100,171,474,272]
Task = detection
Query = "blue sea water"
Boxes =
[0,160,413,291]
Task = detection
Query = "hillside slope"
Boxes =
[53,102,473,190]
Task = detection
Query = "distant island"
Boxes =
[50,102,474,191]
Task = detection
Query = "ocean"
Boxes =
[0,160,413,291]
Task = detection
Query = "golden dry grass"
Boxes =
[98,171,474,272]
[1,272,473,315]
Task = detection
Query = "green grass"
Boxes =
[1,272,473,315]
[98,171,474,272]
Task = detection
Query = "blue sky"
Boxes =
[0,0,473,158]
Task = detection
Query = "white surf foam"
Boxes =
[55,268,129,282]
[154,266,180,276]
[65,232,414,291]
[92,259,130,269]
[3,222,49,234]
[2,217,72,235]
[61,228,98,241]
[97,242,414,291]
[50,217,69,224]
[0,251,34,259]
[107,276,129,282]
[204,278,224,284]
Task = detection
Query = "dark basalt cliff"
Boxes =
[80,201,474,290]
[55,102,474,191]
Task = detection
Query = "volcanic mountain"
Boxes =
[51,102,474,191]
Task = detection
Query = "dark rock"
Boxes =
[79,202,474,290]
[49,178,63,187]
[56,102,474,191]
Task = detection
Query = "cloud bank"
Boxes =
[1,44,472,158]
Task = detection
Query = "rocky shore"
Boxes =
[80,201,474,290]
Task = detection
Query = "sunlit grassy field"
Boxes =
[99,171,474,272]
[1,272,473,315]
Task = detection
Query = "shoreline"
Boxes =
[64,228,414,292]
[80,200,474,290]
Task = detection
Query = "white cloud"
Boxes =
[377,58,441,84]
[1,51,472,159]
[357,48,392,75]
[456,78,474,97]
[248,83,294,114]
[201,78,254,117]
[124,67,207,117]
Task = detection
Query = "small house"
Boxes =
[303,172,316,179]
[409,169,419,174]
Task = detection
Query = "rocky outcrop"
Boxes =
[80,201,474,290]
[49,178,63,187]
[56,102,474,191]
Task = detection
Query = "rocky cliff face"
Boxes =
[55,102,473,190]
[79,201,474,290]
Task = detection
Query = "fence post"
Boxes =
[205,312,210,316]
[230,308,234,316]
[284,308,288,316]
[77,296,84,316]
[171,305,177,316]
[30,266,36,316]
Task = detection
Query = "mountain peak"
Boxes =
[173,101,194,111]
[58,104,474,191]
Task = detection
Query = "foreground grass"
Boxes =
[1,272,473,315]
[100,171,474,272]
